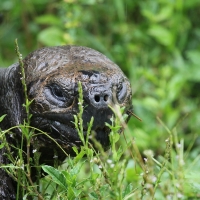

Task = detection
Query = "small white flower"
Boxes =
[107,159,112,164]
[151,175,157,183]
[98,165,102,169]
[110,164,115,168]
[180,160,185,166]
[90,157,98,163]
[166,194,173,200]
[144,158,148,163]
[21,164,24,170]
[145,183,152,189]
[177,193,183,198]
[32,149,37,153]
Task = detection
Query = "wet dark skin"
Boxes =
[0,45,132,199]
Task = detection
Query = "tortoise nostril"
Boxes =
[94,95,100,102]
[94,94,109,103]
[104,95,108,101]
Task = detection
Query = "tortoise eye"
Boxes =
[44,83,74,107]
[50,84,65,102]
[117,82,127,103]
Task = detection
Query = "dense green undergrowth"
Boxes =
[0,0,200,199]
[1,106,200,199]
[0,41,199,199]
[1,72,200,199]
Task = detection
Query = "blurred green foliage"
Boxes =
[0,0,200,198]
[1,0,199,152]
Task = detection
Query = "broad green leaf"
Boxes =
[67,186,82,199]
[0,142,5,149]
[148,25,174,47]
[23,193,29,200]
[90,173,99,184]
[62,170,73,185]
[89,192,99,199]
[123,183,133,197]
[42,165,68,190]
[80,0,96,5]
[37,27,65,46]
[142,6,172,22]
[187,50,200,65]
[35,14,61,26]
[114,0,125,22]
[0,114,6,123]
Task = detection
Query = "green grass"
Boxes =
[0,46,200,198]
[1,92,200,199]
[1,1,200,199]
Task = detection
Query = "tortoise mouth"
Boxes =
[30,116,111,155]
[49,119,111,148]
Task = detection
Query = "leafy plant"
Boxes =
[1,0,200,199]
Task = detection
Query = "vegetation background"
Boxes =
[0,0,200,199]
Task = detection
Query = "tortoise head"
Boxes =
[23,45,132,161]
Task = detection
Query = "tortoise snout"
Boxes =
[87,81,129,108]
[89,91,112,108]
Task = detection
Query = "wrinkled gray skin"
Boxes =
[0,45,132,199]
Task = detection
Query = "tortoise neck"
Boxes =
[0,63,24,129]
[0,68,7,85]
